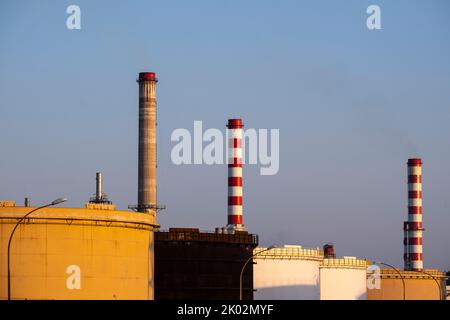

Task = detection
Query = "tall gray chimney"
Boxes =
[137,72,158,213]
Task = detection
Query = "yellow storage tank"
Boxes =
[367,269,446,300]
[0,204,158,300]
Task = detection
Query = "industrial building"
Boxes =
[253,245,369,300]
[154,228,258,300]
[0,72,161,300]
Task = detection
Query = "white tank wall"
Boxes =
[254,259,321,300]
[319,267,367,300]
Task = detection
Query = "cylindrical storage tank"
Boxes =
[0,206,158,300]
[253,246,324,300]
[319,257,369,300]
[367,269,446,300]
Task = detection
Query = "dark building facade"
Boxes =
[154,228,258,300]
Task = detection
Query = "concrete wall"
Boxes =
[0,206,158,300]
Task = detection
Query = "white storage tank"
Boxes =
[319,257,369,300]
[253,245,324,300]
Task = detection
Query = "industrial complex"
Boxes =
[0,72,161,300]
[0,72,447,300]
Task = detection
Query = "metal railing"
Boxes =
[155,230,258,245]
[380,269,446,278]
[321,257,369,268]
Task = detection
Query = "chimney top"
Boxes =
[227,119,243,129]
[138,72,158,82]
[407,158,422,166]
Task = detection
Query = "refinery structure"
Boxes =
[0,72,447,300]
[0,72,162,300]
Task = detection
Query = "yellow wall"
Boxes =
[0,206,158,300]
[367,270,446,300]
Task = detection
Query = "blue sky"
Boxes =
[1,0,449,270]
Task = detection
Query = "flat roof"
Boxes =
[0,206,158,230]
[155,229,258,246]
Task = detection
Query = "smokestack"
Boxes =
[137,72,158,213]
[404,158,424,271]
[227,119,244,232]
[96,172,102,201]
[89,172,112,204]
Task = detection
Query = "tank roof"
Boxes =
[0,206,158,230]
[254,246,324,261]
[379,269,446,280]
[320,257,370,269]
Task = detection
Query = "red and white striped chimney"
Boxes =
[227,119,244,232]
[404,158,423,271]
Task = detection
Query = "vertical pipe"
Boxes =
[227,119,244,231]
[137,72,158,213]
[404,158,423,271]
[403,221,409,269]
[96,172,102,201]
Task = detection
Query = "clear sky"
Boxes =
[1,0,449,270]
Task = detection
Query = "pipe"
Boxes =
[96,172,102,201]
